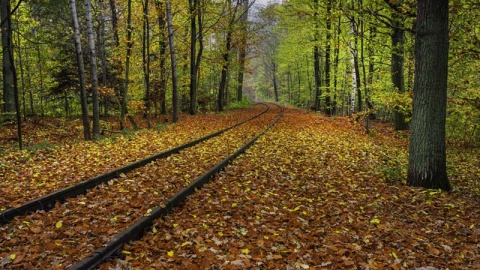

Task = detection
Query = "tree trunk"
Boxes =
[108,0,120,47]
[69,0,91,140]
[272,63,279,102]
[1,0,16,122]
[407,0,451,191]
[236,0,249,102]
[324,0,332,115]
[84,0,100,138]
[166,0,179,122]
[313,0,321,111]
[143,0,152,127]
[188,0,198,115]
[121,0,133,130]
[218,29,232,112]
[391,11,408,130]
[155,0,168,115]
[98,0,109,118]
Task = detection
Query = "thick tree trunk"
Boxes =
[69,0,91,140]
[84,0,100,137]
[166,0,179,122]
[391,12,408,130]
[1,0,16,122]
[407,0,451,191]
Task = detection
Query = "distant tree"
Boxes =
[407,0,451,191]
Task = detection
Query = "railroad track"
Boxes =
[0,103,283,269]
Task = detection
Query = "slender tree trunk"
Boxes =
[155,0,168,115]
[195,0,204,103]
[218,28,232,111]
[166,0,179,122]
[98,0,109,118]
[69,0,91,140]
[313,0,321,111]
[188,0,198,115]
[324,0,332,115]
[143,0,152,127]
[15,17,26,121]
[236,0,249,102]
[332,13,341,115]
[109,0,120,47]
[84,0,100,137]
[121,0,133,130]
[407,0,451,191]
[1,0,16,122]
[391,11,408,130]
[272,63,279,102]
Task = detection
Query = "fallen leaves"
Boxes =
[0,105,282,269]
[1,106,480,269]
[104,108,479,269]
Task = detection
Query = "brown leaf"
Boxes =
[30,226,42,234]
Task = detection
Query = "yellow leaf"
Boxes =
[391,252,398,259]
[241,248,250,255]
[173,223,179,228]
[218,231,224,237]
[232,203,237,207]
[122,250,131,255]
[152,226,158,233]
[77,201,86,205]
[55,221,63,229]
[181,241,191,247]
[370,218,381,225]
[10,254,16,260]
[167,251,174,257]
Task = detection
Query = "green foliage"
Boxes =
[26,140,55,153]
[225,98,253,110]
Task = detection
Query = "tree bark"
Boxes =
[236,0,249,102]
[324,0,332,115]
[155,0,168,115]
[121,0,133,130]
[407,0,451,191]
[1,0,16,122]
[391,11,408,130]
[69,0,91,140]
[108,0,120,47]
[218,28,232,112]
[166,0,179,122]
[313,0,321,111]
[143,0,152,127]
[188,0,198,115]
[84,0,100,137]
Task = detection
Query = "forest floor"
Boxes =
[1,106,480,269]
